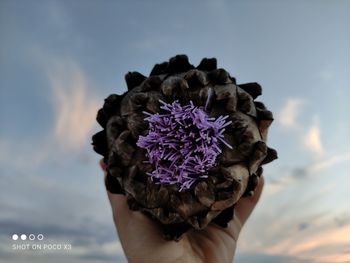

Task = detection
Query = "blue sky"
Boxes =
[1,0,350,262]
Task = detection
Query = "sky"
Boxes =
[0,0,349,262]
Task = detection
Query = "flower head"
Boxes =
[137,100,232,191]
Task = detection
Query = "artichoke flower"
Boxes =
[92,55,277,240]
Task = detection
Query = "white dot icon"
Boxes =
[20,234,27,240]
[37,234,44,240]
[12,234,18,240]
[29,234,35,241]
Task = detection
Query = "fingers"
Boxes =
[99,159,107,171]
[99,159,128,209]
[99,159,264,248]
[235,175,264,226]
[99,159,130,219]
[99,160,133,235]
[99,160,159,229]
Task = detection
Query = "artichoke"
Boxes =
[92,55,277,240]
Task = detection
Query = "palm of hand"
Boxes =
[103,162,264,263]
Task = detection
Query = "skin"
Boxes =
[100,160,264,263]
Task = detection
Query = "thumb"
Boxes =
[235,175,264,226]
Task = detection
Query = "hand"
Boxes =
[100,160,264,263]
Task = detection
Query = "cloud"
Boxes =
[0,139,9,162]
[47,59,100,151]
[0,57,102,170]
[266,175,294,194]
[278,98,304,128]
[266,151,350,195]
[0,52,102,171]
[77,241,125,262]
[318,64,335,82]
[132,35,173,51]
[254,216,350,263]
[306,152,350,174]
[284,223,350,263]
[303,117,324,156]
[277,99,325,159]
[235,252,314,263]
[0,172,126,262]
[277,99,326,158]
[291,151,350,179]
[288,223,350,254]
[260,151,348,260]
[0,134,125,262]
[243,167,350,263]
[0,232,125,263]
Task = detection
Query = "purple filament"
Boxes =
[137,100,232,191]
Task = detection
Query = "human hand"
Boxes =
[100,160,264,263]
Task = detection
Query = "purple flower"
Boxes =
[137,100,232,191]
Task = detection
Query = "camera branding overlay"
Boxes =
[11,234,72,251]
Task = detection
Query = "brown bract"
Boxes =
[92,55,277,240]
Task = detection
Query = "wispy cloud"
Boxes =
[278,99,325,158]
[278,98,304,129]
[302,116,324,156]
[240,150,350,263]
[305,152,350,175]
[235,251,313,263]
[0,137,51,170]
[264,221,350,263]
[266,175,294,195]
[0,56,101,170]
[289,223,350,255]
[239,202,350,263]
[47,59,100,151]
[266,151,350,195]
